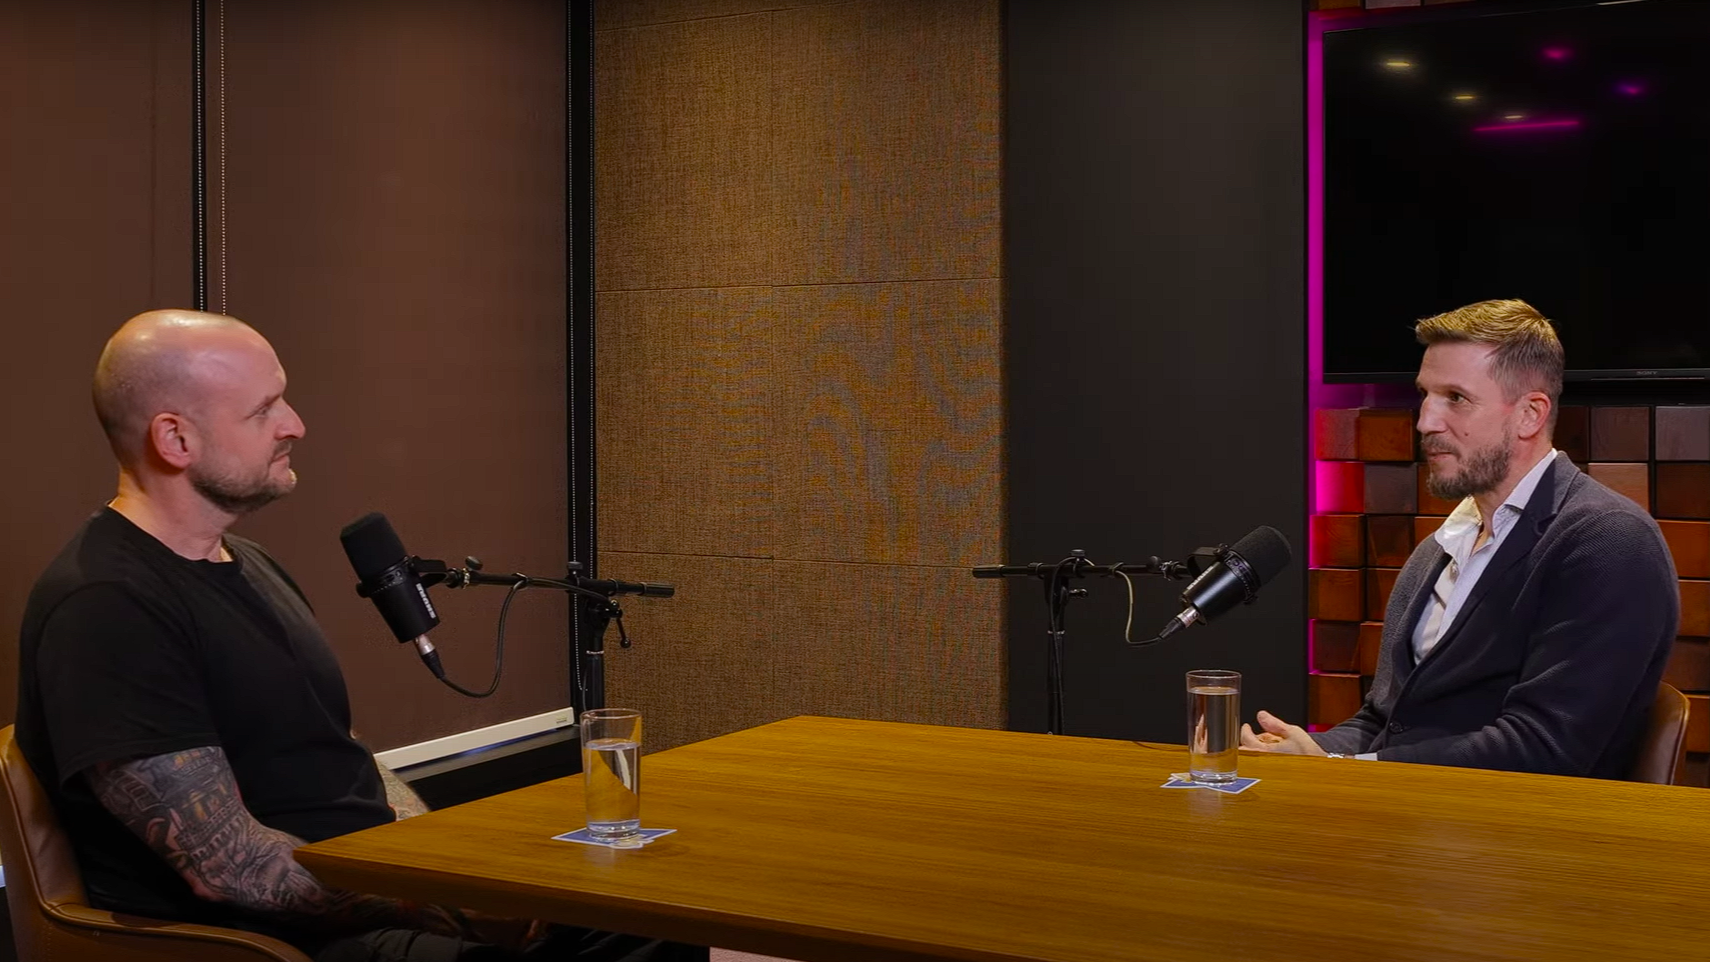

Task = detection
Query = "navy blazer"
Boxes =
[1314,455,1678,777]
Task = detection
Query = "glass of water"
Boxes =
[1186,670,1240,783]
[581,708,643,843]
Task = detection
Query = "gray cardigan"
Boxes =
[1314,456,1678,778]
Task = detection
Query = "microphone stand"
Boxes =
[416,557,674,713]
[972,550,1212,736]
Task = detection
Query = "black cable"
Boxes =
[420,581,527,698]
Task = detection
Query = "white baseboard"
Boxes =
[376,706,577,770]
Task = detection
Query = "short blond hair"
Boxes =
[1415,299,1563,418]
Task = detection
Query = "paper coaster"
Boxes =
[553,828,677,847]
[1161,773,1260,794]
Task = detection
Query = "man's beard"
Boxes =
[191,461,296,515]
[1424,434,1513,501]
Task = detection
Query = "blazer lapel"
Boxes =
[1425,456,1578,659]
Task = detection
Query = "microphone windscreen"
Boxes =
[340,512,407,580]
[1230,525,1292,583]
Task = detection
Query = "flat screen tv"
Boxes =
[1322,0,1710,382]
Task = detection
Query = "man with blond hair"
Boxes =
[1244,299,1678,776]
[15,310,703,960]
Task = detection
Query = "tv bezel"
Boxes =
[1317,0,1710,386]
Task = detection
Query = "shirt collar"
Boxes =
[1433,449,1559,560]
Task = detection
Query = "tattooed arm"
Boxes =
[85,746,465,938]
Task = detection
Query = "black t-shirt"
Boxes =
[14,507,393,928]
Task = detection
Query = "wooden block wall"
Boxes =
[1311,405,1710,785]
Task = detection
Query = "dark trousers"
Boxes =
[314,925,711,962]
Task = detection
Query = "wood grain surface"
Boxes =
[297,716,1710,962]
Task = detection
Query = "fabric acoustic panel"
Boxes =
[0,0,192,725]
[594,0,1003,751]
[1310,405,1710,785]
[206,0,570,750]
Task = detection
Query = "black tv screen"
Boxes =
[1323,0,1710,382]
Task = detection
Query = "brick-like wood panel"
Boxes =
[1416,462,1460,516]
[1365,567,1400,621]
[1662,521,1710,580]
[1689,694,1709,754]
[1357,620,1383,677]
[1309,672,1362,729]
[1365,515,1415,568]
[1356,408,1415,462]
[1587,462,1650,512]
[1656,463,1710,520]
[1317,461,1366,513]
[1316,408,1358,461]
[1555,406,1590,465]
[1312,620,1360,674]
[1657,406,1710,462]
[1590,406,1651,462]
[1364,463,1417,515]
[1309,568,1365,623]
[1310,514,1365,568]
[1665,638,1709,694]
[1683,580,1709,639]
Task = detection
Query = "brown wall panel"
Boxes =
[773,0,1000,286]
[1682,580,1709,639]
[1657,407,1710,462]
[776,281,1000,566]
[1662,521,1710,581]
[1415,462,1460,515]
[1365,567,1400,622]
[1312,621,1360,674]
[1656,463,1710,520]
[0,0,191,724]
[1309,569,1365,623]
[595,12,775,291]
[1555,406,1590,464]
[596,0,841,31]
[212,0,570,749]
[596,289,777,557]
[1587,462,1650,512]
[1311,514,1365,568]
[1315,409,1357,461]
[1413,514,1443,548]
[1364,515,1413,568]
[1665,638,1709,694]
[1318,462,1366,514]
[597,0,1003,750]
[1355,408,1414,462]
[1363,464,1416,515]
[1689,694,1709,754]
[1308,673,1362,729]
[1357,621,1383,678]
[1590,406,1651,462]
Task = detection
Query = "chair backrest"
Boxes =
[0,725,311,962]
[1627,683,1690,785]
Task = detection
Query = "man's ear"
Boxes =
[1515,391,1551,442]
[148,412,196,469]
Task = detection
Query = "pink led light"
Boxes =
[1542,46,1572,62]
[1617,81,1646,96]
[1473,118,1582,133]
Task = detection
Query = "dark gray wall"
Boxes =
[1004,0,1308,741]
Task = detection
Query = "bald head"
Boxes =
[92,310,273,464]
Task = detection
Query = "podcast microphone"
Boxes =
[339,512,443,672]
[1157,525,1293,640]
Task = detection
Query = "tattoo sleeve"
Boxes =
[86,747,465,938]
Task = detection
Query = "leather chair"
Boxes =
[1627,683,1690,785]
[0,725,311,961]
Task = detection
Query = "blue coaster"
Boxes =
[553,828,677,847]
[1161,773,1260,794]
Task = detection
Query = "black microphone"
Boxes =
[1157,525,1293,640]
[339,512,444,673]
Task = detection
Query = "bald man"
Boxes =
[15,312,704,962]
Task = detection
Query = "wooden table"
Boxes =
[297,715,1710,962]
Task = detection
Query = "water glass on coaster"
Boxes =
[1186,670,1240,783]
[581,708,643,844]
